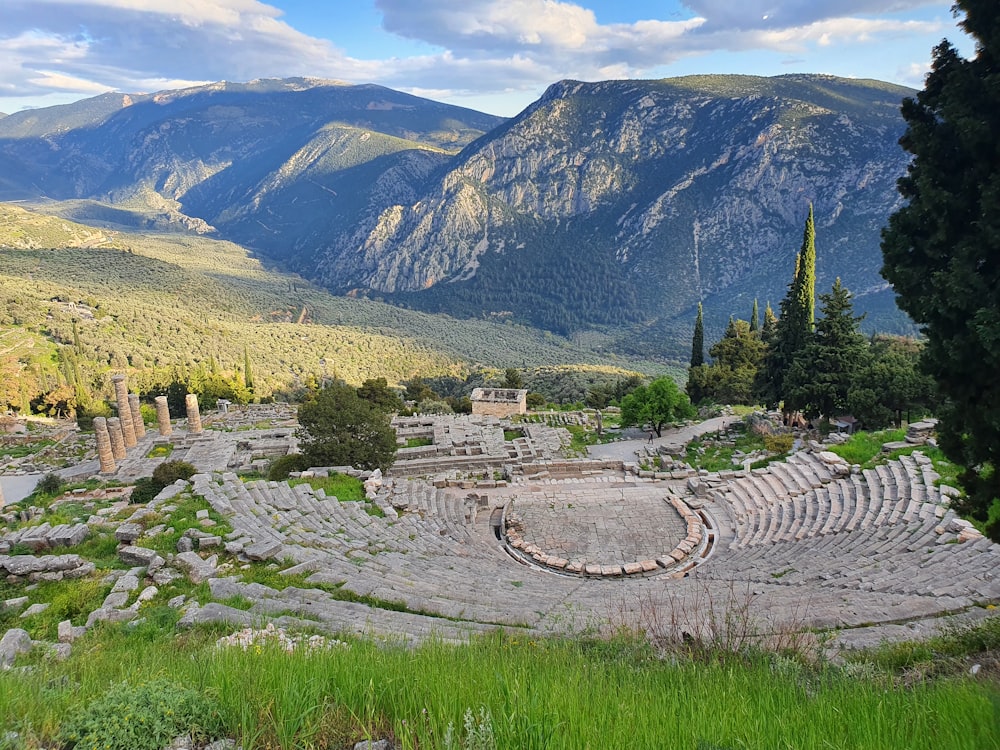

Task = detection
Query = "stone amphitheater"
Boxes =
[5,404,1000,655]
[171,410,1000,651]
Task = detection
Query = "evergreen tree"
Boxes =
[689,319,765,405]
[298,381,398,471]
[784,279,870,421]
[794,204,816,331]
[243,346,254,394]
[690,302,705,367]
[880,0,1000,532]
[755,209,817,410]
[750,299,760,333]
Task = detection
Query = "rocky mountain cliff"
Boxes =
[310,75,914,351]
[0,75,915,356]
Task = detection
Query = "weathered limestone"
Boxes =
[470,388,527,418]
[107,417,127,460]
[93,417,117,474]
[185,393,203,434]
[111,374,137,447]
[0,481,5,507]
[128,393,145,439]
[154,395,172,436]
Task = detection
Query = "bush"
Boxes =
[151,460,197,486]
[763,434,794,454]
[59,678,222,750]
[129,477,161,505]
[267,452,311,481]
[34,472,64,497]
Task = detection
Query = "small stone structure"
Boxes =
[470,388,527,418]
[106,417,127,460]
[93,417,117,474]
[154,396,172,436]
[111,374,137,448]
[128,393,145,439]
[185,394,203,434]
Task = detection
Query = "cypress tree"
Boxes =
[795,203,817,330]
[881,0,1000,531]
[690,302,705,367]
[750,299,759,333]
[244,347,255,394]
[755,207,817,410]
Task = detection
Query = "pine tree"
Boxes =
[750,299,759,333]
[881,0,1000,532]
[690,302,705,367]
[784,279,871,420]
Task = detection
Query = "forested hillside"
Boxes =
[0,204,663,415]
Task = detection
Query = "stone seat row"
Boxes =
[718,452,940,549]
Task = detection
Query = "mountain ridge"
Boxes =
[0,74,916,357]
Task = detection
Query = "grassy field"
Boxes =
[1,622,998,749]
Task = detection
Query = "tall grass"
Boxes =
[2,625,997,749]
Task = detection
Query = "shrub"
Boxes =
[34,472,64,497]
[763,434,794,454]
[267,452,311,481]
[129,477,160,505]
[59,678,222,750]
[151,460,197,486]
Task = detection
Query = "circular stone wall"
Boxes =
[504,486,706,577]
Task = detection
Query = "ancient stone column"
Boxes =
[111,374,137,448]
[154,396,172,436]
[128,393,145,439]
[185,393,203,434]
[93,417,117,474]
[107,417,127,460]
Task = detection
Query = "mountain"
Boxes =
[308,75,915,351]
[0,75,916,356]
[0,78,504,235]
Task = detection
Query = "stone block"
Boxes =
[64,561,96,579]
[115,523,143,543]
[152,567,182,586]
[244,540,282,561]
[1,597,28,614]
[0,628,33,667]
[174,551,217,583]
[118,545,160,567]
[57,620,76,643]
[198,536,221,550]
[19,602,49,619]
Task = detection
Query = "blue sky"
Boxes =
[0,1,975,116]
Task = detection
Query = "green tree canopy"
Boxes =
[784,279,871,421]
[298,381,398,471]
[620,377,695,437]
[880,0,1000,529]
[688,318,765,406]
[357,377,402,414]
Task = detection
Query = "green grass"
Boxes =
[1,626,997,750]
[142,494,233,557]
[146,443,174,458]
[826,428,906,466]
[404,437,434,448]
[289,474,365,502]
[0,439,54,458]
[503,430,523,442]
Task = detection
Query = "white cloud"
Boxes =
[0,0,962,115]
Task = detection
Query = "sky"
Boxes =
[0,1,977,117]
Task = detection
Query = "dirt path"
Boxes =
[586,415,735,462]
